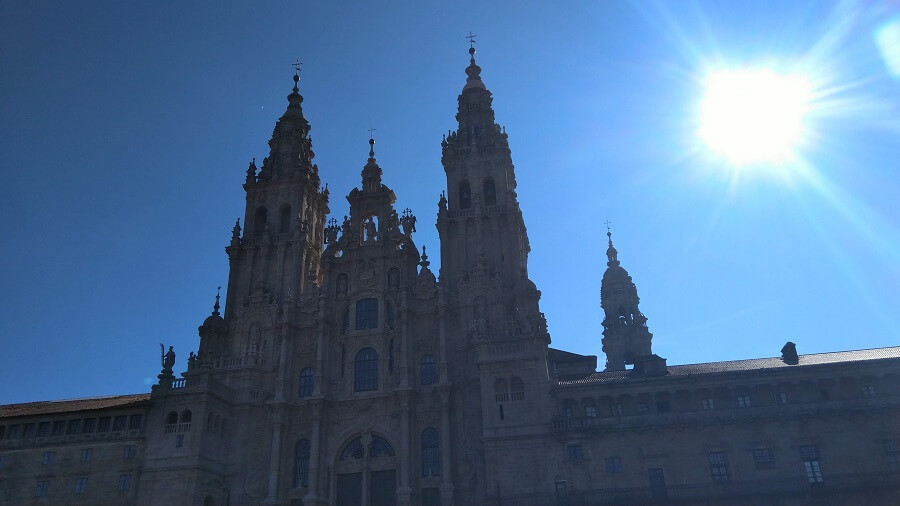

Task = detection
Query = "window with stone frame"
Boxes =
[566,444,584,461]
[494,378,509,402]
[294,439,311,487]
[97,417,110,432]
[510,377,525,401]
[862,385,877,398]
[422,428,441,477]
[708,451,730,481]
[800,445,823,483]
[355,298,378,330]
[637,402,649,414]
[700,398,715,410]
[67,419,81,435]
[299,368,315,397]
[23,423,36,438]
[73,477,88,494]
[776,392,789,404]
[736,395,752,408]
[483,177,497,206]
[113,415,128,431]
[605,456,623,473]
[458,180,472,209]
[752,448,775,469]
[118,474,132,491]
[36,480,49,497]
[584,405,598,418]
[123,445,136,460]
[37,422,50,437]
[354,348,378,392]
[51,420,65,436]
[42,452,55,465]
[885,440,899,472]
[610,403,624,416]
[128,414,143,430]
[82,418,96,433]
[80,448,92,462]
[420,354,437,385]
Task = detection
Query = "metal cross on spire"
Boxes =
[467,31,477,48]
[368,127,376,140]
[604,219,613,233]
[293,60,302,75]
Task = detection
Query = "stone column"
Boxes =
[274,324,288,401]
[263,408,284,504]
[397,390,412,505]
[304,401,325,506]
[439,388,454,505]
[437,292,449,383]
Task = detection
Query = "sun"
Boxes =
[698,69,813,165]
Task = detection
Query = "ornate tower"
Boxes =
[222,71,330,322]
[600,230,653,371]
[436,44,542,333]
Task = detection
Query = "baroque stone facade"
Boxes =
[2,47,900,506]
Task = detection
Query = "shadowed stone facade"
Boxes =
[2,48,900,506]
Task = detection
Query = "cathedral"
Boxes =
[1,46,900,506]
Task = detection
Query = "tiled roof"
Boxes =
[0,393,151,419]
[559,346,900,386]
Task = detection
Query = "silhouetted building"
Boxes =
[2,47,899,506]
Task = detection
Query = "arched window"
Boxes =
[253,206,268,236]
[340,437,364,460]
[180,410,192,423]
[355,348,378,392]
[369,435,395,458]
[279,204,291,234]
[420,354,437,385]
[388,267,400,290]
[483,177,496,206]
[510,377,525,401]
[293,439,311,487]
[299,368,315,397]
[336,273,349,295]
[166,411,178,425]
[355,298,378,330]
[494,378,509,402]
[422,428,440,477]
[459,180,472,209]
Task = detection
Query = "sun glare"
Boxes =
[698,69,813,165]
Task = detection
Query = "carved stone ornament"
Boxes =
[414,267,437,300]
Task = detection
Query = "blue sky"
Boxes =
[1,1,898,404]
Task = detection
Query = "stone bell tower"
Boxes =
[222,71,330,323]
[600,230,653,371]
[436,44,542,333]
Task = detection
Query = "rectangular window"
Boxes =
[128,414,143,430]
[113,415,127,431]
[753,448,775,469]
[708,451,730,481]
[36,480,49,497]
[637,402,649,414]
[123,445,136,460]
[176,434,184,448]
[118,474,132,491]
[776,392,789,404]
[42,451,55,465]
[82,418,96,433]
[97,417,111,432]
[74,477,87,494]
[566,444,584,461]
[80,448,92,462]
[737,395,752,408]
[8,424,22,439]
[23,423,36,438]
[885,440,899,472]
[37,422,50,437]
[800,445,823,483]
[51,420,65,436]
[701,398,715,410]
[610,403,624,416]
[563,406,573,419]
[585,406,597,418]
[67,419,81,435]
[656,401,671,413]
[355,298,379,330]
[862,385,877,398]
[605,456,623,473]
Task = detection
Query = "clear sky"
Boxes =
[1,1,898,404]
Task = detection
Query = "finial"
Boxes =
[292,60,302,92]
[420,245,430,268]
[604,219,613,244]
[213,286,221,316]
[368,128,376,158]
[604,219,619,267]
[467,31,477,61]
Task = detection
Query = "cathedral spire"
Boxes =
[361,134,383,192]
[606,222,619,267]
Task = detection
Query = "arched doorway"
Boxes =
[335,433,396,506]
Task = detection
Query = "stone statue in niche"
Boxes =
[364,217,377,242]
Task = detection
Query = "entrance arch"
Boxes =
[334,433,397,506]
